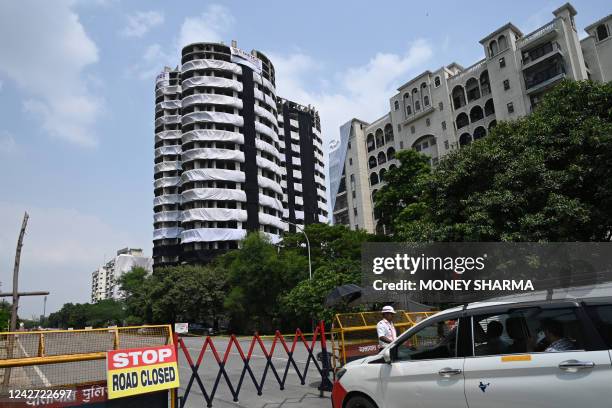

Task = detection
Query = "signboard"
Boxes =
[230,46,263,74]
[174,322,188,334]
[106,345,179,400]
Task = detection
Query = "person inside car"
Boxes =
[542,319,576,352]
[506,316,534,353]
[476,320,510,355]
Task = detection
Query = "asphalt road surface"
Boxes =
[176,336,332,408]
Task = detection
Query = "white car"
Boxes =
[332,297,612,408]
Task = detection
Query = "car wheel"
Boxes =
[345,395,377,408]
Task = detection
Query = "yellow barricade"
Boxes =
[330,311,437,369]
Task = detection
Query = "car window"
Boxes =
[394,318,459,361]
[586,304,612,348]
[471,307,586,357]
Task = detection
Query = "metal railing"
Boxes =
[0,325,172,392]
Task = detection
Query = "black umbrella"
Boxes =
[325,284,363,307]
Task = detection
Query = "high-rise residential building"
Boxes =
[153,41,327,268]
[91,248,153,302]
[329,4,612,234]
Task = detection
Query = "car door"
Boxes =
[379,314,469,408]
[584,299,612,365]
[463,303,612,408]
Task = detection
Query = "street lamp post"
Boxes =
[286,221,315,333]
[286,221,312,281]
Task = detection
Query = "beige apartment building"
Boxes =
[329,3,612,234]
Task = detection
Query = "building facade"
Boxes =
[330,4,612,234]
[153,42,328,268]
[90,248,153,302]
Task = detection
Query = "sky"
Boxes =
[0,0,609,318]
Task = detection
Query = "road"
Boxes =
[176,336,332,408]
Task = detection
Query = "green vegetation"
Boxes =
[375,80,612,241]
[0,300,10,331]
[46,299,125,329]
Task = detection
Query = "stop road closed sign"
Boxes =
[107,345,180,399]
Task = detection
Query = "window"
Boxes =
[349,158,353,166]
[489,40,499,56]
[499,57,506,68]
[353,207,358,217]
[422,141,429,149]
[394,100,399,110]
[438,102,443,111]
[351,190,356,199]
[399,141,404,149]
[410,126,415,134]
[397,124,401,132]
[498,34,508,51]
[586,304,612,348]
[434,76,441,87]
[348,141,351,149]
[426,118,431,127]
[596,24,609,41]
[424,95,430,106]
[507,102,514,113]
[415,101,421,111]
[503,79,510,90]
[471,307,587,357]
[444,140,449,149]
[368,156,377,169]
[442,121,447,130]
[393,317,459,361]
[406,105,412,115]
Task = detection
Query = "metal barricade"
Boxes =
[175,321,332,408]
[0,325,172,394]
[330,311,437,370]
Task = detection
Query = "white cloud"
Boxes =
[270,39,434,151]
[126,43,174,81]
[0,202,145,316]
[128,4,234,81]
[0,0,102,147]
[121,10,164,38]
[0,131,16,154]
[177,4,234,50]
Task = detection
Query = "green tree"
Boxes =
[119,266,152,324]
[220,233,289,332]
[279,258,362,323]
[46,300,124,329]
[279,224,375,326]
[373,149,431,229]
[148,265,227,326]
[381,80,612,242]
[0,300,11,331]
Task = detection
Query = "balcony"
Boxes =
[522,42,563,70]
[517,20,557,49]
[525,69,566,94]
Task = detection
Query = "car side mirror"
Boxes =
[382,347,392,364]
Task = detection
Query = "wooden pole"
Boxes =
[10,211,29,332]
[3,212,28,390]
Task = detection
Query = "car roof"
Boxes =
[427,295,612,320]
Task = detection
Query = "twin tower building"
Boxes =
[153,41,328,268]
